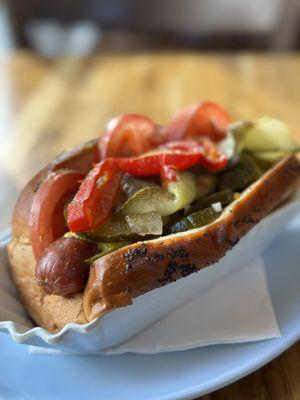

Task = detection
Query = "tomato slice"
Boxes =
[29,170,84,260]
[67,159,123,232]
[98,114,163,159]
[166,101,231,142]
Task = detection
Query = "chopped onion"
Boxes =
[211,202,222,212]
[125,213,163,235]
[218,131,236,160]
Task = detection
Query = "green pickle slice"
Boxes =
[168,207,221,234]
[194,174,217,200]
[219,153,262,191]
[87,242,131,264]
[77,212,163,242]
[184,189,233,215]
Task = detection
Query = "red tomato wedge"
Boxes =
[166,101,231,142]
[29,170,84,260]
[67,159,123,232]
[98,114,164,159]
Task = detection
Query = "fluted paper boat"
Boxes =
[0,193,299,353]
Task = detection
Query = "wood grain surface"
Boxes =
[1,51,300,398]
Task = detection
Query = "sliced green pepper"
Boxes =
[121,174,159,198]
[229,117,298,157]
[119,171,197,216]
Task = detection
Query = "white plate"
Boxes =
[1,215,300,400]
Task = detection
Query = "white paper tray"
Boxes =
[0,195,299,353]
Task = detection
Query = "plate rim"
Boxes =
[157,332,300,400]
[1,217,300,399]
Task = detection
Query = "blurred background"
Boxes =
[1,0,300,56]
[1,0,300,236]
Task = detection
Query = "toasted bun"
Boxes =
[8,139,300,332]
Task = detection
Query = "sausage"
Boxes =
[36,237,97,296]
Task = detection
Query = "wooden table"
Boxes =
[1,51,300,398]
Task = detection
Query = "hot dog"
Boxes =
[36,237,97,296]
[8,103,300,332]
